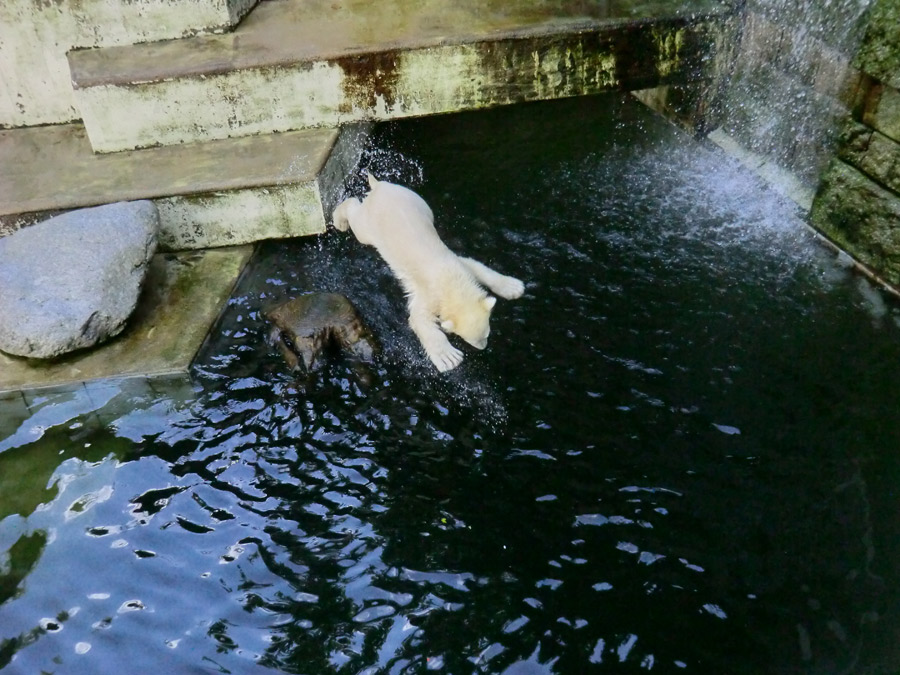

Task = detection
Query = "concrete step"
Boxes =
[0,0,258,128]
[69,0,737,152]
[0,122,367,250]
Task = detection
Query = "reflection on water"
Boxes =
[2,95,900,673]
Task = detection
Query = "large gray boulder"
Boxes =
[0,201,159,359]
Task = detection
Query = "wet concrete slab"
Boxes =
[0,246,252,395]
[0,124,336,248]
[69,0,737,152]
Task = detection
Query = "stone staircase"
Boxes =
[1,0,737,251]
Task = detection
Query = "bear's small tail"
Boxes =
[366,170,379,190]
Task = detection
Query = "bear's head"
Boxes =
[440,295,497,350]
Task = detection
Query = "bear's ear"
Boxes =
[441,319,455,332]
[483,296,497,311]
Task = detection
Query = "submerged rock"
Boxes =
[264,293,377,371]
[0,201,159,359]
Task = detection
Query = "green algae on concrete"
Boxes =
[632,8,738,134]
[0,246,252,394]
[68,0,736,152]
[860,82,900,145]
[803,0,900,291]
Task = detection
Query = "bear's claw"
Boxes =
[430,343,464,372]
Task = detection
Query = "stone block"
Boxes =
[860,81,900,145]
[854,0,900,90]
[810,159,900,285]
[836,120,900,194]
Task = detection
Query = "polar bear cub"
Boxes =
[332,173,525,372]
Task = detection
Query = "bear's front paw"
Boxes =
[429,343,464,372]
[494,275,525,300]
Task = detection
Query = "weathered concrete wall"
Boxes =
[810,0,900,284]
[0,0,257,128]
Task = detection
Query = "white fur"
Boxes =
[332,173,524,372]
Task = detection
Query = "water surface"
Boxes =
[1,95,900,674]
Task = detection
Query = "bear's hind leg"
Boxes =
[459,257,525,300]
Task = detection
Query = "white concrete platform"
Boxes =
[0,0,258,128]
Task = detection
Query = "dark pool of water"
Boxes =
[2,95,900,674]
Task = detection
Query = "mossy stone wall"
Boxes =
[810,0,900,285]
